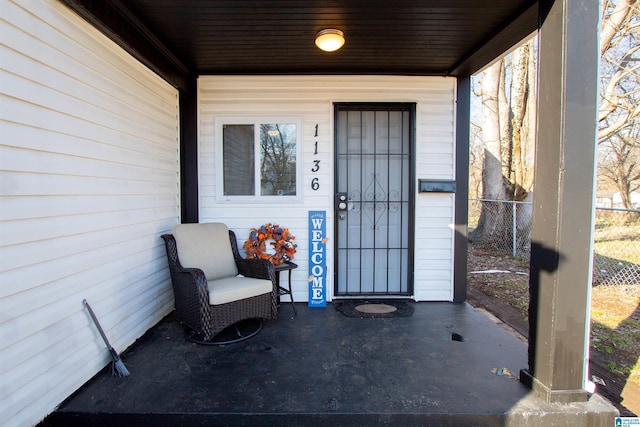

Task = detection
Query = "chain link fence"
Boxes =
[468,199,533,260]
[469,199,640,286]
[592,208,640,286]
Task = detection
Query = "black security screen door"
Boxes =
[334,103,415,296]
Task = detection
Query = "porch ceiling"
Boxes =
[65,0,538,88]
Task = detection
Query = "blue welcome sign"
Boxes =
[308,210,327,307]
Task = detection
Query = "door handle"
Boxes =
[336,193,348,211]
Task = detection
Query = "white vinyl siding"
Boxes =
[198,75,456,303]
[0,1,180,426]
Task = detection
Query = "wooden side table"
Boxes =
[274,261,297,315]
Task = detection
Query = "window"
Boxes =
[216,118,302,201]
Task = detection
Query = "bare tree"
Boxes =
[469,122,484,198]
[471,0,640,245]
[509,39,536,200]
[473,61,507,242]
[471,39,537,243]
[260,124,297,195]
[599,122,640,209]
[481,61,506,203]
[598,0,640,209]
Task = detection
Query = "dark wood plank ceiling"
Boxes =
[126,0,536,74]
[64,0,538,88]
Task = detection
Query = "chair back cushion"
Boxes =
[172,223,238,281]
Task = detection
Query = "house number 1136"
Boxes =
[311,124,320,191]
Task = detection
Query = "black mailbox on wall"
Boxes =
[418,180,456,193]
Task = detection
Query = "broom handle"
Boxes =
[83,299,115,350]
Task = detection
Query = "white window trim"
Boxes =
[215,117,304,203]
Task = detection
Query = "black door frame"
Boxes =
[333,102,416,298]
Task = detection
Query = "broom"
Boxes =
[83,299,130,377]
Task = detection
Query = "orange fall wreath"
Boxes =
[242,223,297,265]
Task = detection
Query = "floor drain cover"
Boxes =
[354,304,398,314]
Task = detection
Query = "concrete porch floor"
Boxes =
[41,302,617,426]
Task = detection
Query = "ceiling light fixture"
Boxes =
[315,29,345,52]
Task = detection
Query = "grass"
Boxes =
[482,278,640,383]
[594,240,640,264]
[593,216,640,264]
[580,215,639,385]
[468,244,640,413]
[590,284,640,382]
[468,211,639,412]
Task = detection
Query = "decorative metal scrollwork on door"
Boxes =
[347,173,402,230]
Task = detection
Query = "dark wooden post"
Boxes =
[180,76,199,223]
[454,76,470,303]
[521,0,599,403]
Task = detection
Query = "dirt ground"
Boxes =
[466,243,639,416]
[467,245,530,318]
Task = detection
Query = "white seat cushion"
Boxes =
[172,223,238,281]
[208,276,273,305]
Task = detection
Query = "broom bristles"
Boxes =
[112,359,130,377]
[108,347,129,377]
